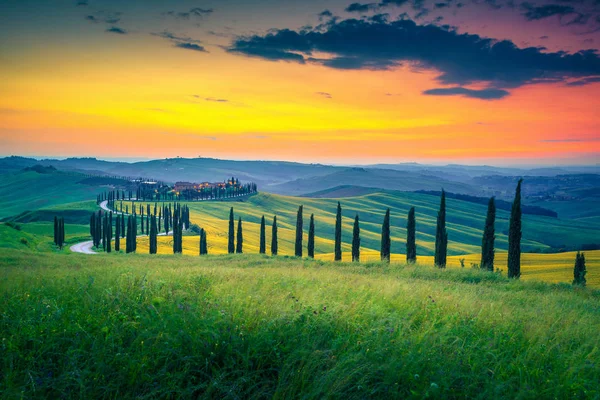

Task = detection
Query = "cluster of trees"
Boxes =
[53,216,65,249]
[88,178,589,286]
[221,181,523,278]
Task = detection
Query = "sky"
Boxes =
[0,0,599,165]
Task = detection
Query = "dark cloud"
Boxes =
[175,42,208,52]
[378,0,410,6]
[85,11,121,24]
[565,76,600,85]
[318,10,334,20]
[164,8,213,19]
[346,3,379,12]
[434,2,450,8]
[228,16,600,91]
[76,0,88,5]
[205,97,229,102]
[423,87,510,99]
[316,91,333,98]
[106,26,127,34]
[539,35,549,39]
[152,31,202,44]
[521,3,575,20]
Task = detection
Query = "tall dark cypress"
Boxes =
[54,216,59,246]
[60,218,65,249]
[95,212,102,249]
[102,214,107,252]
[173,208,179,254]
[126,216,132,253]
[259,216,266,254]
[307,214,315,259]
[271,216,278,256]
[121,212,125,239]
[406,207,417,263]
[352,214,360,262]
[334,202,342,261]
[236,217,243,253]
[200,228,208,255]
[149,215,157,254]
[106,212,112,253]
[434,190,448,268]
[228,207,235,254]
[573,251,587,286]
[480,197,496,271]
[381,208,391,262]
[507,179,523,278]
[115,215,121,252]
[295,205,303,257]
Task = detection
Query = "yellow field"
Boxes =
[129,232,599,289]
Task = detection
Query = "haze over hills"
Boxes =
[1,155,598,220]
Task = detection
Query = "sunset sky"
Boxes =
[1,0,599,165]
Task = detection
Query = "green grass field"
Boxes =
[0,171,105,220]
[1,251,598,398]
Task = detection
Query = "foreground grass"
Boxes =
[1,250,599,398]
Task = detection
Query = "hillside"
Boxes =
[267,168,476,196]
[1,251,598,398]
[0,171,107,219]
[130,192,600,256]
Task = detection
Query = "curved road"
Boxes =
[70,200,171,254]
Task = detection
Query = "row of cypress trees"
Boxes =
[53,216,65,249]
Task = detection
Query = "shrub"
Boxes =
[19,237,28,245]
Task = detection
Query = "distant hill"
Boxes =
[267,167,476,196]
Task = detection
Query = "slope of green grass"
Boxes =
[130,191,600,257]
[1,250,598,398]
[0,171,105,219]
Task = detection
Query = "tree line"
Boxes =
[88,179,587,285]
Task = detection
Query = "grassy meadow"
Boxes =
[1,250,599,398]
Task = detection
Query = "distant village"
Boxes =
[133,176,258,201]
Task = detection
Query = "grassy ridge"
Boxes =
[1,251,598,398]
[0,171,105,219]
[127,191,599,255]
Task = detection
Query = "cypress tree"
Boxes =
[149,215,157,254]
[106,212,112,253]
[126,216,132,253]
[121,212,125,239]
[201,228,208,255]
[199,228,203,255]
[60,218,65,249]
[271,216,278,256]
[54,216,58,246]
[434,190,448,268]
[115,215,120,252]
[295,205,303,257]
[381,208,391,262]
[334,202,342,261]
[236,217,243,253]
[102,214,107,252]
[133,212,137,252]
[259,216,266,254]
[480,197,496,271]
[406,207,417,264]
[352,214,360,262]
[228,207,235,254]
[307,213,315,259]
[507,179,523,279]
[173,209,179,254]
[573,251,587,286]
[95,212,102,248]
[141,208,145,234]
